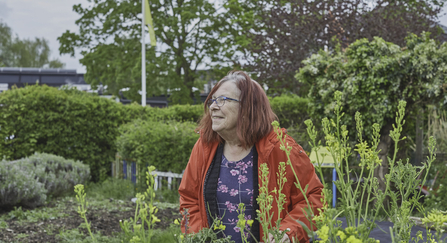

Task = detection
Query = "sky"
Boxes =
[1,0,447,74]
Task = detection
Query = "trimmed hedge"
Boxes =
[116,119,200,173]
[115,95,311,174]
[0,84,309,182]
[0,85,203,181]
[0,85,128,181]
[269,94,310,129]
[269,95,311,151]
[0,153,90,209]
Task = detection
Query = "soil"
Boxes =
[0,198,181,243]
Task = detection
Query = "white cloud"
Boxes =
[1,0,89,72]
[0,1,12,19]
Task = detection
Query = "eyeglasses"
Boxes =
[207,96,240,107]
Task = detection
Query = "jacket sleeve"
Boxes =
[178,139,205,234]
[279,143,324,243]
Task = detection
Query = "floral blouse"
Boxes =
[216,148,255,242]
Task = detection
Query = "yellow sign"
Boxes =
[309,146,335,168]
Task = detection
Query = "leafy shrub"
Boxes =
[146,104,204,123]
[25,153,91,197]
[155,189,180,204]
[0,85,128,181]
[3,205,69,223]
[423,163,447,212]
[0,85,203,181]
[270,95,312,151]
[0,160,47,208]
[0,153,90,209]
[85,178,136,200]
[116,119,199,173]
[269,94,310,129]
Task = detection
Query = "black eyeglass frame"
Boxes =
[207,96,240,107]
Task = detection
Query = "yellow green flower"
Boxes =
[317,225,329,243]
[346,235,362,243]
[247,220,254,227]
[336,230,347,241]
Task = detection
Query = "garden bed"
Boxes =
[0,197,181,242]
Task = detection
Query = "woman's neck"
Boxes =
[223,142,252,162]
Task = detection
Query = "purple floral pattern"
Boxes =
[216,148,255,242]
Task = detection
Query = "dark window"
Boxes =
[21,75,40,84]
[0,74,19,83]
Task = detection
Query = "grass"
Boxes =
[56,228,124,243]
[1,204,70,225]
[85,177,136,201]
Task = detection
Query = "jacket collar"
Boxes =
[200,128,287,165]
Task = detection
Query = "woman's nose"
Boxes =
[209,100,219,109]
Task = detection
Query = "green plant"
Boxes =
[236,203,255,243]
[74,184,97,243]
[0,160,47,208]
[0,220,8,229]
[15,233,29,239]
[151,226,182,242]
[85,178,135,200]
[271,121,317,242]
[175,214,234,243]
[119,166,160,243]
[0,153,90,209]
[306,91,437,242]
[56,228,122,243]
[117,119,199,174]
[155,188,180,204]
[27,153,91,197]
[0,85,128,181]
[298,32,447,199]
[420,209,447,243]
[2,206,69,225]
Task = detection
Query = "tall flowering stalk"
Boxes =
[120,166,160,243]
[74,184,97,243]
[306,91,438,242]
[271,121,317,242]
[257,163,275,242]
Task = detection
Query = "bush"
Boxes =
[0,85,203,181]
[0,160,47,208]
[0,153,90,208]
[85,178,135,200]
[26,153,91,197]
[0,85,128,181]
[269,95,311,151]
[116,119,199,173]
[269,94,310,129]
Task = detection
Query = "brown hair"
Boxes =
[197,70,278,148]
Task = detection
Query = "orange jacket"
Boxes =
[178,129,323,242]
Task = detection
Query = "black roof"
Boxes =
[0,67,86,89]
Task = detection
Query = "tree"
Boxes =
[58,0,232,104]
[223,0,446,95]
[0,21,64,68]
[296,32,447,193]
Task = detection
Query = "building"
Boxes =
[0,67,89,92]
[0,67,210,107]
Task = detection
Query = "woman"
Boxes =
[179,71,323,243]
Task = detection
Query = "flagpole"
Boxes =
[141,0,146,107]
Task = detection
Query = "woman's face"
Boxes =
[209,81,241,137]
